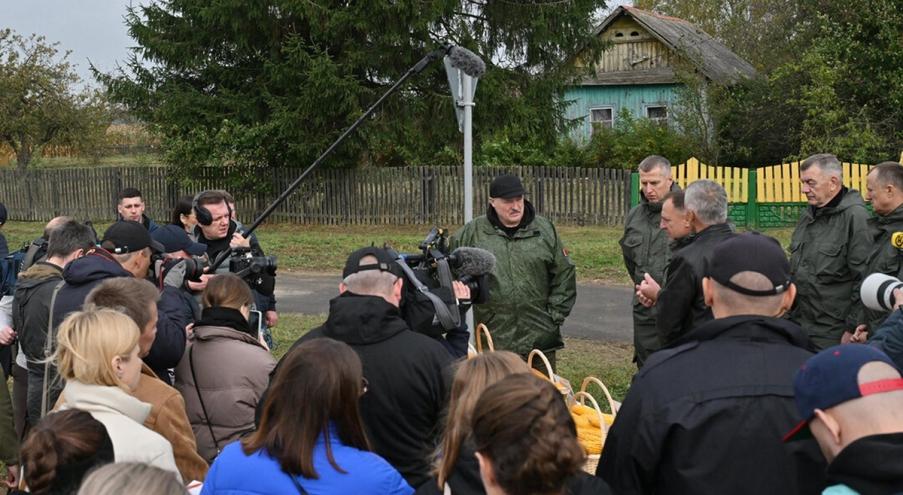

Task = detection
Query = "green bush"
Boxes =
[584,109,694,169]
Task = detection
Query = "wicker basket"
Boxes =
[467,323,495,358]
[527,349,573,400]
[574,390,605,474]
[581,376,621,416]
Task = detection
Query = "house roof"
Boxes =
[589,5,756,84]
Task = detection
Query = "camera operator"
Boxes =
[847,162,903,344]
[192,191,278,334]
[151,224,207,321]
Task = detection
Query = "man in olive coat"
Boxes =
[451,175,576,366]
[851,162,903,341]
[789,153,870,349]
[621,155,677,367]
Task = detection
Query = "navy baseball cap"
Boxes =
[784,345,903,441]
[152,224,207,256]
[706,232,791,296]
[342,247,403,278]
[101,221,164,255]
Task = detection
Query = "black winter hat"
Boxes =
[706,232,791,296]
[489,175,526,199]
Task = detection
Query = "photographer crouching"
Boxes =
[191,191,278,346]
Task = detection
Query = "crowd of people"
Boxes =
[0,158,902,494]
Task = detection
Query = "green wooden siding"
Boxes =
[563,84,682,141]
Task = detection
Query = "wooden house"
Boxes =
[565,5,756,141]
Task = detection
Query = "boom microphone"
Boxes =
[447,45,486,78]
[450,247,496,277]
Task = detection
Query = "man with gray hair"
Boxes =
[790,153,870,349]
[655,179,733,345]
[283,246,452,487]
[621,155,678,367]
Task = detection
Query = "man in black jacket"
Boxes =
[283,247,452,489]
[598,232,826,495]
[13,220,95,427]
[655,179,734,346]
[50,221,190,393]
[787,345,903,494]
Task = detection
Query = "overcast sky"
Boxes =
[3,0,137,84]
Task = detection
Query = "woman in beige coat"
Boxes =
[55,308,181,481]
[175,274,275,463]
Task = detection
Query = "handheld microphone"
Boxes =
[447,45,486,78]
[449,247,496,276]
[892,232,903,249]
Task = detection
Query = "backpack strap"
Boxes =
[41,280,66,418]
[189,345,222,457]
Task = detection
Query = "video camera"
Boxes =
[229,247,278,296]
[388,227,495,338]
[152,254,210,288]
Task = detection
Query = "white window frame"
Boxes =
[589,106,615,134]
[644,104,669,126]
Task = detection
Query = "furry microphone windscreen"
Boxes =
[448,45,487,78]
[451,247,496,276]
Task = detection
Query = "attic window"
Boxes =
[630,31,640,37]
[615,32,624,37]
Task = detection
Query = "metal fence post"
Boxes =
[747,169,758,229]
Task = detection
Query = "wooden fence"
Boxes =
[0,165,632,226]
[631,157,888,228]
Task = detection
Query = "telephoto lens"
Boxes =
[861,273,903,311]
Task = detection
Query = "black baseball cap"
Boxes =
[342,247,403,278]
[489,175,527,199]
[706,232,791,296]
[152,224,207,256]
[101,221,165,255]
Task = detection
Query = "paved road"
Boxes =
[274,272,634,343]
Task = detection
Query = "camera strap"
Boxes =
[394,260,460,330]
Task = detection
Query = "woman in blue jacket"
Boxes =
[201,338,412,495]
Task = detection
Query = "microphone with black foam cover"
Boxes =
[447,45,487,78]
[450,247,496,276]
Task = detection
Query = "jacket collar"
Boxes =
[484,200,538,238]
[670,314,814,350]
[871,203,903,230]
[61,380,152,425]
[195,307,253,337]
[692,222,733,241]
[826,432,903,493]
[639,182,680,214]
[806,187,865,219]
[322,292,409,345]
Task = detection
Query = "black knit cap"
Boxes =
[342,246,403,278]
[706,232,791,296]
[489,174,526,199]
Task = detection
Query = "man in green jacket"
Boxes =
[620,155,676,367]
[451,175,576,366]
[790,153,871,349]
[851,162,903,341]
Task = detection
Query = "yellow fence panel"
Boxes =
[673,157,748,203]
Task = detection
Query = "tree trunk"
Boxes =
[16,147,32,172]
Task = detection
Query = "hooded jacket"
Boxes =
[289,292,453,489]
[175,307,275,463]
[655,223,734,346]
[790,188,870,348]
[59,380,181,481]
[50,249,188,384]
[118,213,159,233]
[621,186,679,364]
[861,203,903,331]
[12,262,63,362]
[822,432,903,494]
[598,315,826,495]
[450,200,576,355]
